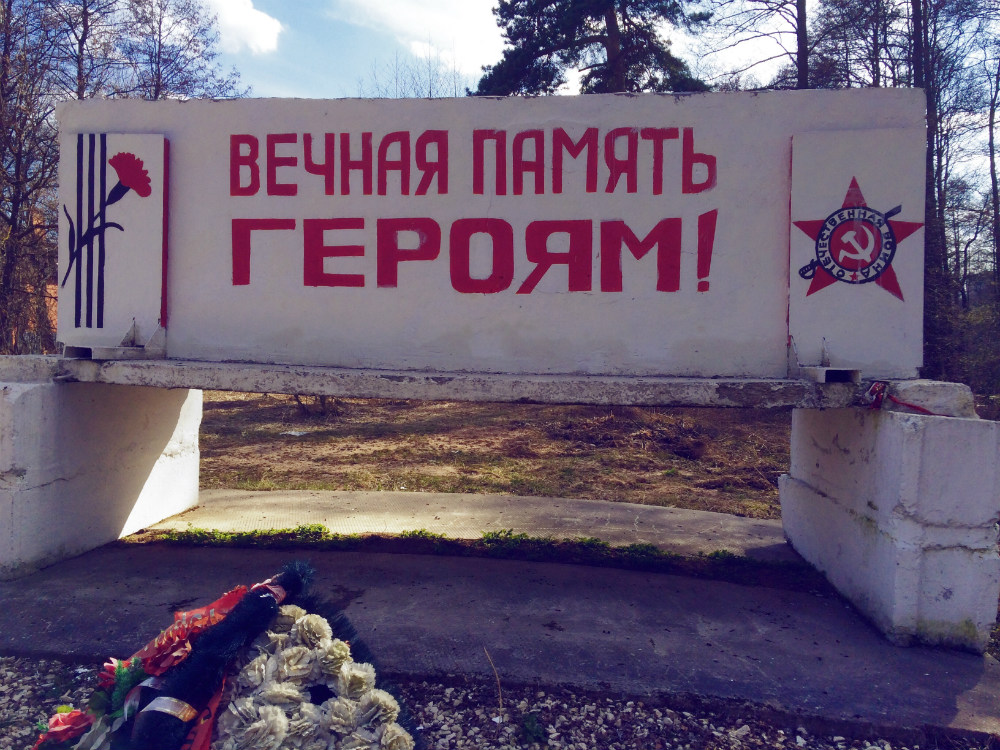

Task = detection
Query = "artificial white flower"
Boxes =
[256,630,290,655]
[238,652,271,688]
[233,703,287,750]
[357,690,400,727]
[286,702,323,740]
[378,723,416,750]
[277,645,315,683]
[272,604,308,633]
[257,679,306,705]
[336,662,376,700]
[317,639,352,677]
[321,696,360,735]
[291,613,333,648]
[337,727,379,750]
[215,696,258,737]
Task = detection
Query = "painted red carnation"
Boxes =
[108,152,151,198]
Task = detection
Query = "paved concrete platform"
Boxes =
[153,490,800,563]
[1,492,998,736]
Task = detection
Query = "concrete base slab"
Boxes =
[0,546,998,736]
[152,489,799,563]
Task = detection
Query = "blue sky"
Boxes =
[201,0,786,98]
[204,0,506,98]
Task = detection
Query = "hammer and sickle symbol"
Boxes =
[838,225,876,263]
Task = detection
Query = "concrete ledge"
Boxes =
[0,356,62,383]
[4,355,875,407]
[1,357,979,413]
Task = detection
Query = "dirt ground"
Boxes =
[200,392,790,519]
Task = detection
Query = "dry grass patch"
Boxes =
[200,393,791,519]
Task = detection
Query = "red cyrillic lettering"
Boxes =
[340,132,373,195]
[378,131,410,195]
[415,130,448,195]
[600,219,681,293]
[605,128,638,193]
[473,130,507,195]
[304,133,336,195]
[697,209,718,292]
[513,130,544,195]
[231,218,296,285]
[552,127,598,194]
[303,218,365,287]
[517,220,592,294]
[682,128,717,194]
[376,217,441,287]
[640,128,679,196]
[267,133,298,196]
[230,135,260,196]
[449,218,514,294]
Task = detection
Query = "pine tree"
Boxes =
[473,0,709,95]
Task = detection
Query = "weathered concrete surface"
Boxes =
[152,489,799,562]
[63,357,863,407]
[781,408,1000,652]
[4,354,874,407]
[0,380,201,580]
[0,545,998,735]
[3,357,978,412]
[0,356,62,382]
[888,379,979,418]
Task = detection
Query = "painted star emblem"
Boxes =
[793,178,923,300]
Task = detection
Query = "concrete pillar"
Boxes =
[1,373,201,579]
[780,407,1000,651]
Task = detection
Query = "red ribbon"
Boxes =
[865,381,938,416]
[132,586,248,675]
[180,676,227,750]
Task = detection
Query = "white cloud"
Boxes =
[328,0,504,76]
[204,0,284,55]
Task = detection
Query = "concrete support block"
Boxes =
[0,380,201,579]
[780,407,1000,651]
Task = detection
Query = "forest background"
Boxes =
[2,0,998,395]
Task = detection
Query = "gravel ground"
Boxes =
[2,657,995,750]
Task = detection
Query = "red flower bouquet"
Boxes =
[31,709,94,749]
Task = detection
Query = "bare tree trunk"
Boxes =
[796,0,809,88]
[603,2,626,91]
[870,0,882,86]
[911,0,924,87]
[989,55,1000,290]
[76,2,90,99]
[923,78,955,376]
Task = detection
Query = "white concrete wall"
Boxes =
[56,90,926,379]
[0,379,201,579]
[780,408,1000,651]
[789,128,925,376]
